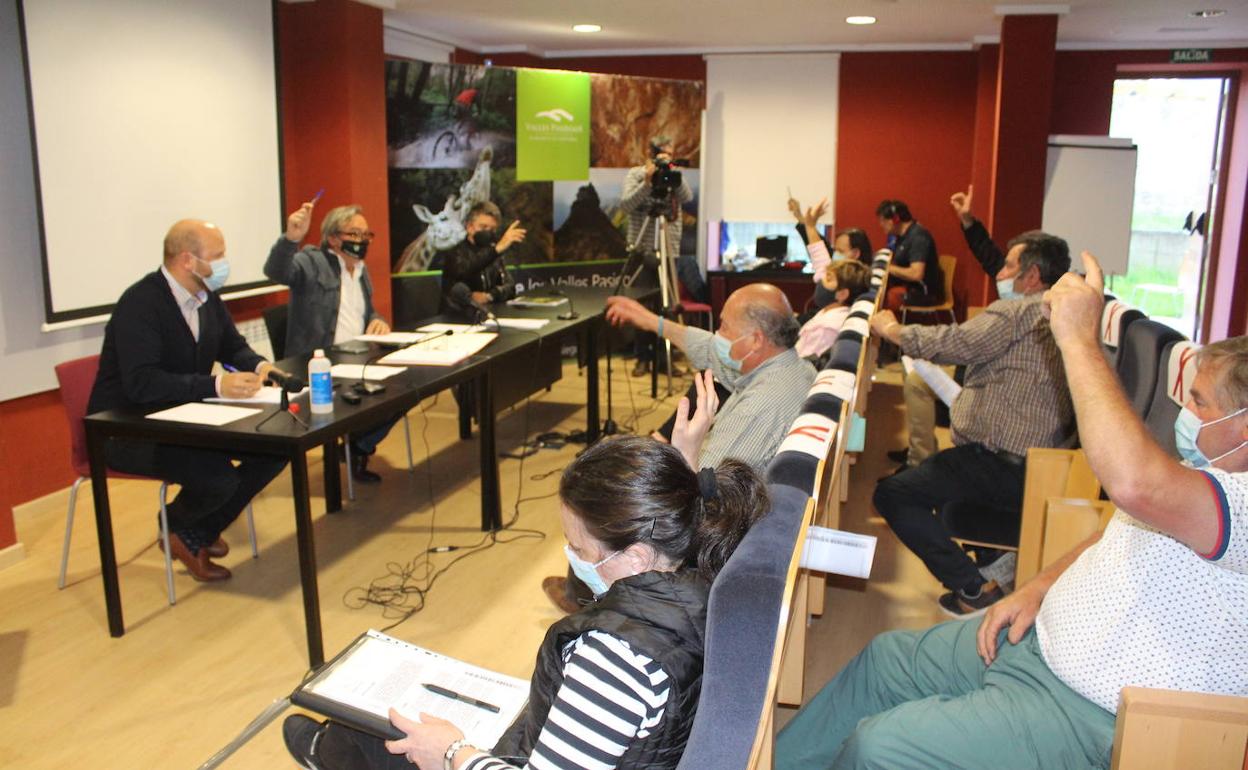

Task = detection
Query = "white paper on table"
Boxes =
[493,317,550,330]
[305,630,529,749]
[418,323,478,334]
[378,332,497,366]
[901,354,916,378]
[909,358,962,408]
[146,403,262,425]
[354,331,436,345]
[330,364,405,381]
[205,386,307,405]
[799,526,877,579]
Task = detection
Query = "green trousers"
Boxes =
[775,619,1115,769]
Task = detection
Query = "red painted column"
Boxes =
[1206,75,1248,340]
[987,15,1058,251]
[276,0,391,319]
[968,43,1000,307]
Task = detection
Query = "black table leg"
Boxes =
[291,449,324,668]
[476,372,502,531]
[322,440,342,514]
[586,322,600,444]
[86,424,124,637]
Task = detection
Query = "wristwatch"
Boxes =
[443,738,474,770]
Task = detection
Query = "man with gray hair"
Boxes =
[540,283,816,612]
[266,199,396,483]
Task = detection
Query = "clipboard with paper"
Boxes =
[291,630,529,745]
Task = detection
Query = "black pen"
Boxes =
[422,682,501,713]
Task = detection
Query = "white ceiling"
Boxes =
[384,1,1248,56]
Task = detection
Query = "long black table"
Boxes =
[83,285,638,667]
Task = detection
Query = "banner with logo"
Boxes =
[516,69,591,181]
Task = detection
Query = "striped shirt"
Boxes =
[683,326,817,473]
[618,165,692,255]
[899,293,1075,457]
[463,631,670,770]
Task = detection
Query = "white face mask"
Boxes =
[996,276,1022,301]
[1175,406,1247,469]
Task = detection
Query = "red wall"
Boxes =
[836,51,980,316]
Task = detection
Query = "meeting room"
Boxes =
[1,1,1247,768]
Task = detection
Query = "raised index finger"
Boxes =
[1080,250,1104,293]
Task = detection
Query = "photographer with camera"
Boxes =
[619,134,697,377]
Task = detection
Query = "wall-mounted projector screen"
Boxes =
[18,0,283,326]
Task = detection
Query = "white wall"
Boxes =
[0,0,103,400]
[704,53,839,225]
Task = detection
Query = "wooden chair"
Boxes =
[900,254,957,325]
[1112,687,1248,769]
[1014,448,1103,585]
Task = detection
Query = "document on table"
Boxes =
[379,332,497,366]
[493,317,550,330]
[419,319,550,333]
[292,629,529,745]
[146,403,262,425]
[901,355,962,408]
[330,364,406,381]
[354,331,435,345]
[799,526,877,579]
[206,386,307,405]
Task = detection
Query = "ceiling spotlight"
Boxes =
[846,15,877,25]
[572,24,602,33]
[1190,9,1226,18]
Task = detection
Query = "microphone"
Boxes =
[265,369,306,393]
[550,289,579,320]
[449,282,496,326]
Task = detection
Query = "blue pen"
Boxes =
[222,364,239,373]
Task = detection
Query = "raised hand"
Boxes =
[285,200,316,243]
[671,369,720,468]
[804,196,829,227]
[605,296,657,330]
[496,219,526,252]
[787,194,803,222]
[1042,250,1104,348]
[949,185,974,226]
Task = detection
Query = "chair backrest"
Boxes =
[1100,300,1145,369]
[1116,319,1186,418]
[938,254,957,305]
[1014,448,1102,586]
[1112,687,1248,770]
[1143,340,1201,458]
[675,482,811,770]
[262,303,289,361]
[53,354,102,478]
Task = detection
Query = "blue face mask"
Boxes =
[195,256,230,293]
[713,332,752,373]
[832,250,849,262]
[1175,406,1247,468]
[996,276,1022,301]
[564,544,619,598]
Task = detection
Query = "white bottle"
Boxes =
[308,348,333,414]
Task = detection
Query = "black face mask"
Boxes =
[813,282,838,309]
[338,239,369,260]
[471,229,498,248]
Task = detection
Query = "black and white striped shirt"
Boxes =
[463,631,671,770]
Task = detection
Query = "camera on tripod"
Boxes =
[649,156,689,198]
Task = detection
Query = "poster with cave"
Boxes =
[386,59,704,279]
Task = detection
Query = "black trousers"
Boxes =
[872,443,1026,593]
[312,722,409,770]
[105,439,287,551]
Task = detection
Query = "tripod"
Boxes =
[626,195,683,395]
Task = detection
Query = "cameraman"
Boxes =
[619,134,697,376]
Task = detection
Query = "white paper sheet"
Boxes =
[354,332,435,345]
[417,323,477,334]
[493,317,550,330]
[146,403,262,425]
[205,386,307,405]
[799,526,877,579]
[330,364,405,381]
[307,630,528,749]
[378,333,497,366]
[506,296,567,308]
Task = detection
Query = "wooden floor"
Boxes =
[0,358,945,769]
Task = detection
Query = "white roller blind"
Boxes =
[1042,135,1138,276]
[704,53,839,224]
[21,0,283,324]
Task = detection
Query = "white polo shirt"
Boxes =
[1036,467,1248,713]
[333,255,367,344]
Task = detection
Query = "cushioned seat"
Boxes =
[1143,340,1201,458]
[1100,299,1145,371]
[1116,319,1186,418]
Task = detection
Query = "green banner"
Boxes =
[516,69,590,181]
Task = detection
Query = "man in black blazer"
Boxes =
[88,219,287,582]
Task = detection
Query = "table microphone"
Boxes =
[266,370,306,393]
[550,289,579,320]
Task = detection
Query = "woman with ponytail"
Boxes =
[283,371,769,770]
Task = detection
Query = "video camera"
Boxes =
[650,156,690,199]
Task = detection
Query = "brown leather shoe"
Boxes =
[542,576,580,615]
[630,359,650,378]
[163,532,231,582]
[204,538,229,558]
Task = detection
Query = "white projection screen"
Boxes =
[19,0,283,326]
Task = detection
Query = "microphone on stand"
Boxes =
[550,289,579,320]
[265,370,306,392]
[449,282,498,328]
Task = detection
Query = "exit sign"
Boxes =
[1172,49,1213,63]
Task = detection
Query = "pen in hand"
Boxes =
[422,683,501,713]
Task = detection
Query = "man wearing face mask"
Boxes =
[869,228,1074,616]
[265,202,398,483]
[775,255,1248,770]
[439,201,524,317]
[88,220,288,582]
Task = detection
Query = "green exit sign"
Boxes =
[1172,48,1213,63]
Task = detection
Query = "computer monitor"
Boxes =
[756,234,788,259]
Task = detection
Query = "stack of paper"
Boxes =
[378,333,497,366]
[901,355,963,408]
[354,331,434,345]
[330,364,405,381]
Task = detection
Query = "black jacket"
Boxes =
[439,239,517,315]
[493,570,708,770]
[87,270,265,414]
[961,218,1006,278]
